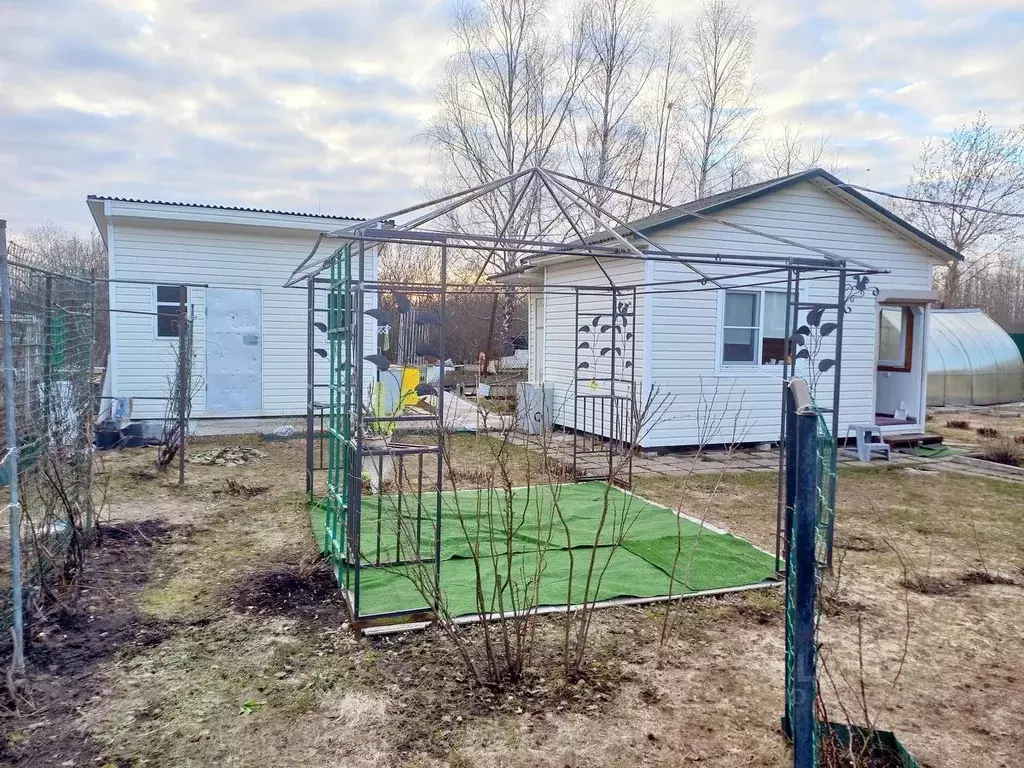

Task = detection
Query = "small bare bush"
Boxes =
[976,426,999,438]
[945,418,970,429]
[978,436,1023,466]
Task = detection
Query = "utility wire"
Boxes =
[840,183,1024,219]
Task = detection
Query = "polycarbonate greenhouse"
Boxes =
[927,309,1024,406]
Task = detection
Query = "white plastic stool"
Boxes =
[843,424,890,462]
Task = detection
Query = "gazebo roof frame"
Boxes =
[284,166,886,290]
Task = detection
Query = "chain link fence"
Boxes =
[1,224,97,666]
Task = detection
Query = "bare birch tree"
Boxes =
[647,20,688,205]
[680,0,760,198]
[898,113,1024,305]
[760,121,831,177]
[569,0,654,218]
[426,0,585,274]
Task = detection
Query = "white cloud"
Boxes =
[0,0,1021,234]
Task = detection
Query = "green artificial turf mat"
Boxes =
[310,482,777,618]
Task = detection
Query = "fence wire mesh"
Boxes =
[1,255,96,654]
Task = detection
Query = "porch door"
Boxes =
[206,288,262,412]
[875,303,923,425]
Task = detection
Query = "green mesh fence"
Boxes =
[1,258,97,654]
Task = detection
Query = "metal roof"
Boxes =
[87,195,362,221]
[550,168,965,264]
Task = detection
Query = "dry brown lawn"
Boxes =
[930,405,1024,450]
[3,431,1023,768]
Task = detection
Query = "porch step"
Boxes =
[838,432,942,449]
[883,432,943,448]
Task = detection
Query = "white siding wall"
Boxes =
[536,180,939,447]
[108,217,375,419]
[642,181,935,447]
[541,258,647,436]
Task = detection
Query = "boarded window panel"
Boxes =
[762,291,788,339]
[761,291,789,364]
[724,291,758,326]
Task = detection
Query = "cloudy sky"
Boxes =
[2,0,1022,235]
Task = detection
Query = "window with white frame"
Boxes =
[155,285,187,338]
[720,289,789,366]
[877,305,913,371]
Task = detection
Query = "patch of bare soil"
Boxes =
[958,569,1019,587]
[356,624,627,761]
[228,558,346,621]
[835,534,882,552]
[898,573,966,596]
[0,520,182,767]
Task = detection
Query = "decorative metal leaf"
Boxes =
[364,307,391,325]
[576,361,590,370]
[789,333,806,347]
[364,354,390,372]
[578,325,591,333]
[577,341,591,349]
[794,349,810,361]
[819,321,838,337]
[624,361,633,368]
[314,348,328,359]
[614,347,621,355]
[625,332,634,340]
[600,324,612,333]
[592,315,601,326]
[600,347,611,356]
[807,307,825,327]
[796,324,810,336]
[416,342,440,358]
[393,292,412,314]
[313,321,328,333]
[817,359,835,373]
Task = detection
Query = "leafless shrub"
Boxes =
[959,569,1019,587]
[978,436,1023,466]
[658,378,749,650]
[945,418,970,430]
[976,426,999,438]
[816,535,913,767]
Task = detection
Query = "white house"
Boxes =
[88,196,375,422]
[513,170,963,448]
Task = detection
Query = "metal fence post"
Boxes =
[306,277,315,498]
[789,378,819,768]
[0,220,25,674]
[177,290,187,488]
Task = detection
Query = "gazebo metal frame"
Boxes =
[285,166,884,630]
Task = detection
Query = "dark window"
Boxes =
[156,286,187,338]
[722,291,759,364]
